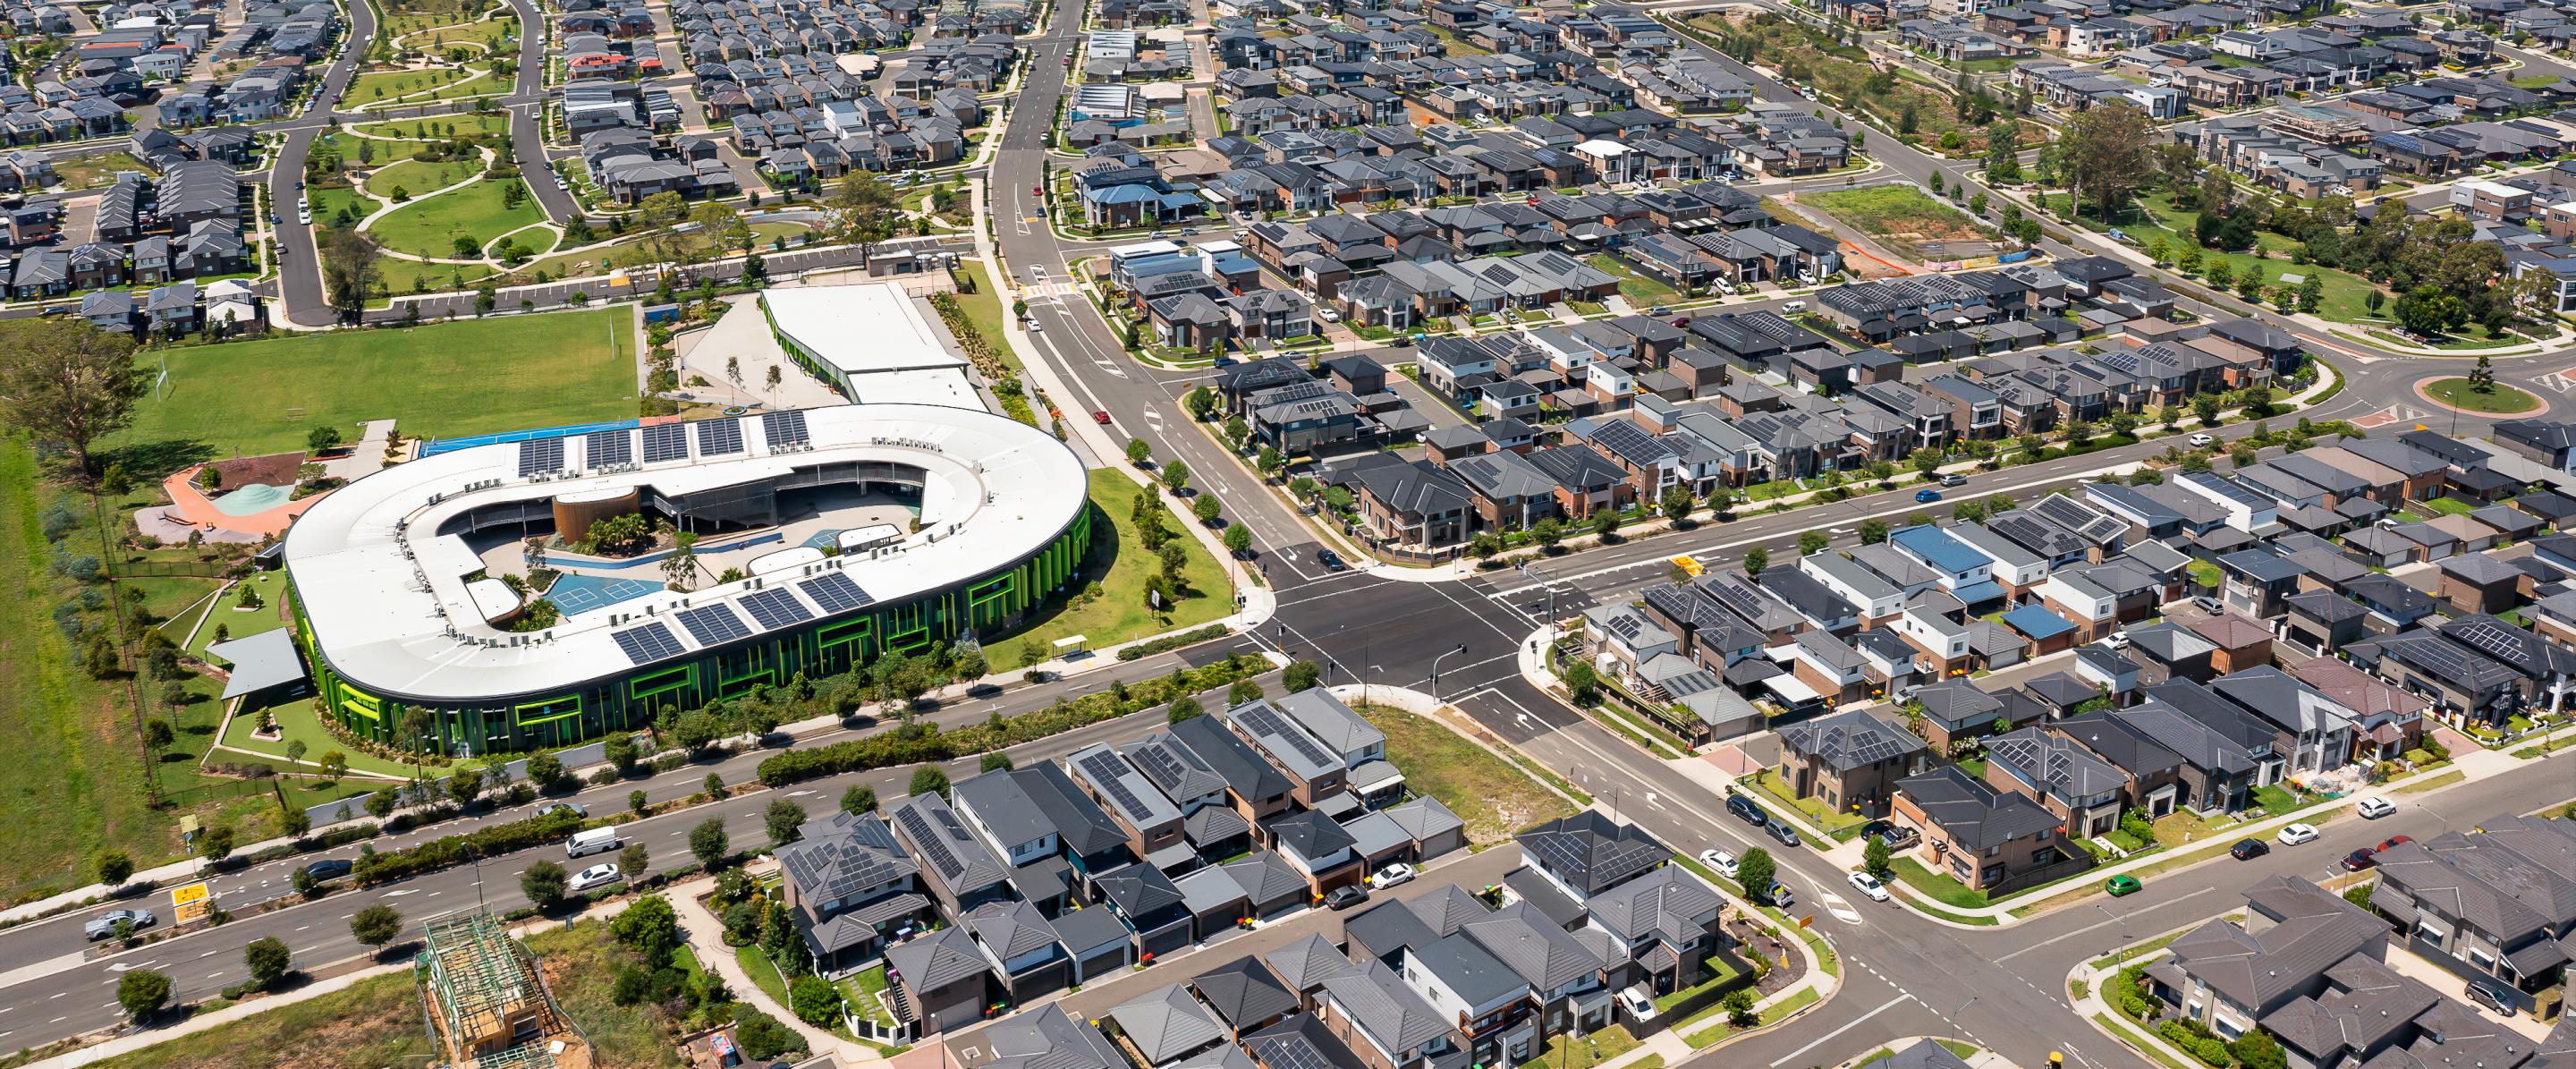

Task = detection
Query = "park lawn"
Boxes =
[409,13,515,50]
[1801,184,2003,261]
[157,571,290,655]
[356,113,513,144]
[2046,191,2384,321]
[2425,378,2543,413]
[369,177,546,259]
[348,64,505,108]
[362,156,476,202]
[984,470,1232,671]
[51,149,148,190]
[525,921,691,1069]
[1357,702,1578,846]
[80,971,432,1069]
[512,222,813,283]
[950,263,1022,371]
[219,696,418,779]
[120,309,636,456]
[1589,254,1680,306]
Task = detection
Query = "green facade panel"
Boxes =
[294,505,1094,756]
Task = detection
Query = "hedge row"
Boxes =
[1117,624,1229,662]
[353,810,589,887]
[759,653,1268,787]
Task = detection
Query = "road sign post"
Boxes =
[171,882,211,926]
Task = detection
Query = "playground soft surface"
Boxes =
[123,310,637,456]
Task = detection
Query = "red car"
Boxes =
[2379,835,2415,853]
[1093,410,1112,425]
[2341,848,2379,872]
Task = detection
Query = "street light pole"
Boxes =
[1432,643,1469,706]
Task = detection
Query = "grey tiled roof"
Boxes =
[1191,955,1299,1031]
[886,926,993,990]
[1107,984,1227,1065]
[1320,960,1461,1053]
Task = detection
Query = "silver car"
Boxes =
[85,909,154,940]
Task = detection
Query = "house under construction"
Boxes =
[415,908,593,1069]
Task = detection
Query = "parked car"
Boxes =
[2278,823,2320,846]
[2191,596,2224,615]
[2358,796,2396,819]
[2341,848,2379,871]
[1783,300,1807,311]
[1766,819,1802,848]
[2105,875,2142,897]
[1914,489,1943,503]
[85,909,154,940]
[1857,819,1919,851]
[1646,306,1672,317]
[2464,976,2519,1014]
[2188,432,2216,448]
[1846,870,1889,902]
[1318,548,1347,572]
[1765,880,1795,908]
[2229,838,2269,861]
[1324,885,1370,910]
[536,802,587,819]
[1369,862,1416,889]
[1699,848,1739,878]
[2379,835,2415,853]
[1939,473,1968,487]
[1726,793,1768,827]
[569,862,624,893]
[1616,985,1658,1022]
[2106,630,2131,649]
[1092,410,1111,425]
[302,858,353,882]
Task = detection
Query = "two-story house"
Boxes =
[775,810,928,975]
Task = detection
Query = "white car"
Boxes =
[1699,848,1739,879]
[1369,862,1417,889]
[2106,630,2131,650]
[2278,823,2321,846]
[2358,796,2397,819]
[1846,870,1890,902]
[1615,985,1658,1022]
[568,862,624,893]
[2189,432,2216,448]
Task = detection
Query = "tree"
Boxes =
[97,849,132,887]
[1284,659,1322,692]
[2395,286,2459,337]
[661,530,699,590]
[2178,246,2203,276]
[1737,847,1776,901]
[525,751,564,791]
[0,318,146,481]
[1162,460,1191,493]
[2470,353,2497,393]
[521,861,569,911]
[690,819,730,870]
[200,825,234,861]
[1862,836,1892,878]
[351,904,403,953]
[1224,524,1252,556]
[2233,1028,2289,1069]
[2060,101,2156,226]
[2366,288,2387,318]
[1166,695,1203,724]
[2298,275,2325,314]
[790,974,844,1027]
[613,895,681,969]
[1230,679,1264,705]
[321,228,384,324]
[830,173,905,264]
[767,799,808,845]
[118,969,172,1022]
[842,783,878,814]
[1660,485,1696,524]
[1798,530,1828,556]
[910,766,951,799]
[1125,438,1151,466]
[2192,393,2223,427]
[1193,495,1222,524]
[2203,258,2233,291]
[619,842,649,882]
[1722,988,1759,1029]
[446,766,483,809]
[1744,547,1768,576]
[1563,660,1599,704]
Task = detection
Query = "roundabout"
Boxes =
[2416,375,2546,416]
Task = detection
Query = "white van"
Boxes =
[567,827,621,858]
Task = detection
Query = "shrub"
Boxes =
[352,810,587,886]
[789,974,843,1027]
[733,1008,805,1061]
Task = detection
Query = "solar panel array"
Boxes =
[696,419,745,456]
[801,572,875,613]
[1132,740,1190,789]
[676,604,751,646]
[893,805,965,880]
[1079,751,1154,819]
[641,422,691,463]
[612,623,686,666]
[2033,496,2123,542]
[2444,619,2530,670]
[740,588,813,630]
[517,437,567,477]
[1589,419,1669,466]
[760,410,810,447]
[1236,704,1337,769]
[1991,513,2080,556]
[586,429,632,469]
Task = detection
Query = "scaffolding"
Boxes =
[415,908,589,1069]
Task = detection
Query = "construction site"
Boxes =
[416,908,594,1069]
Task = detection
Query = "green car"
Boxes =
[2106,875,2143,897]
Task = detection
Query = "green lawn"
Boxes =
[354,113,513,144]
[51,149,148,190]
[1682,985,1820,1048]
[219,696,418,779]
[1891,856,1989,909]
[1426,24,1492,55]
[1589,255,1681,307]
[2045,190,2384,322]
[983,470,1232,671]
[78,971,431,1069]
[843,963,895,1027]
[1750,769,1870,836]
[347,64,505,108]
[2252,784,2302,818]
[2185,560,2223,590]
[1517,1025,1638,1069]
[157,570,289,656]
[2423,378,2543,414]
[362,156,473,202]
[1653,959,1745,1011]
[121,310,637,457]
[2419,495,2478,516]
[1358,702,1578,847]
[368,175,547,259]
[1801,185,2001,262]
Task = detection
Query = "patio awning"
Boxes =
[1764,674,1822,704]
[209,628,306,700]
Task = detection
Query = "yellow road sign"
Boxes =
[171,882,210,924]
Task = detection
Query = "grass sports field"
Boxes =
[122,310,637,456]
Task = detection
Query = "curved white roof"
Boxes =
[284,404,1086,703]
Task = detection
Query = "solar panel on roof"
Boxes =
[641,422,690,463]
[585,429,632,469]
[517,437,566,477]
[676,604,751,645]
[801,572,875,613]
[740,588,814,630]
[894,805,964,879]
[760,410,810,447]
[1237,704,1337,769]
[696,419,746,456]
[1079,751,1154,819]
[1133,741,1190,788]
[612,623,685,666]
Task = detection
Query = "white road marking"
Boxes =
[1769,993,1913,1066]
[1993,886,2215,962]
